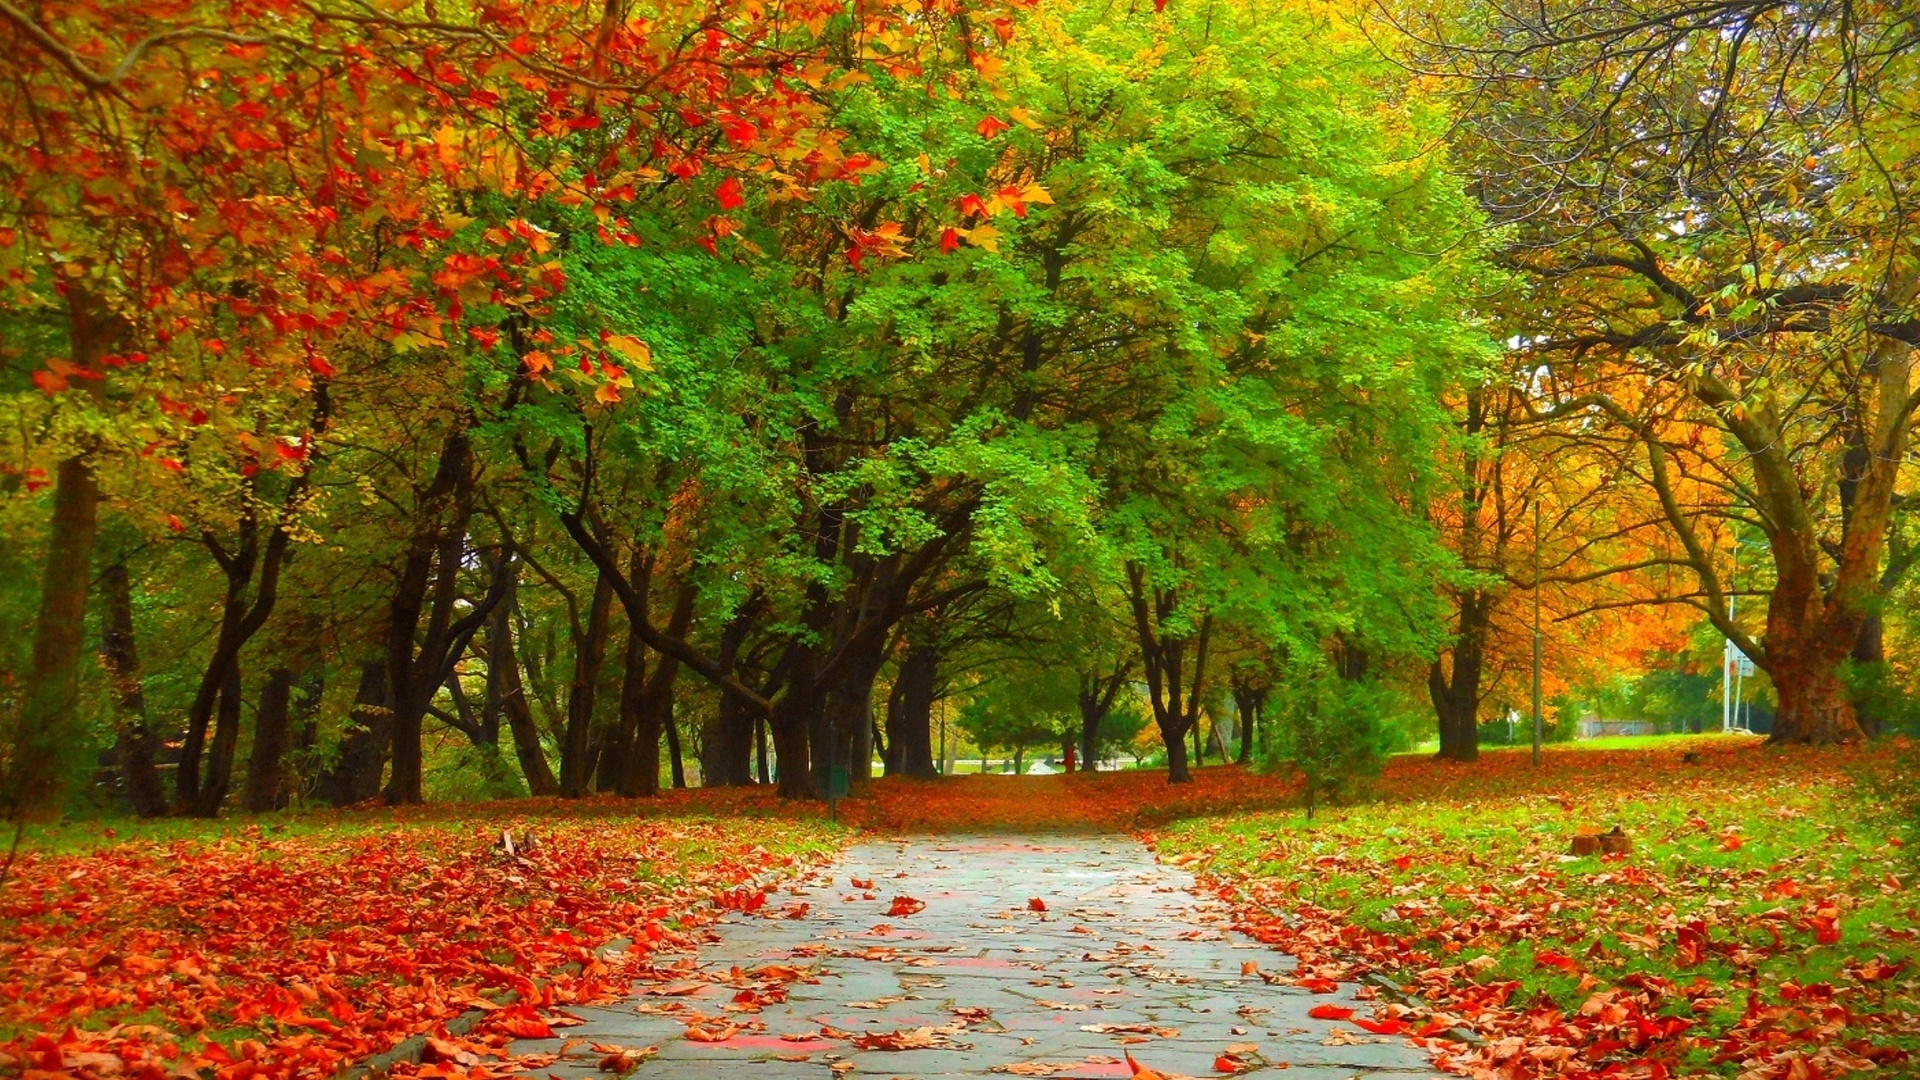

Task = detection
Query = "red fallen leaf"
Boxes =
[1535,949,1579,972]
[499,1015,555,1038]
[1414,1019,1452,1037]
[1720,835,1744,852]
[422,1036,477,1064]
[1029,897,1048,912]
[887,896,926,917]
[1352,1018,1407,1035]
[683,1021,740,1042]
[851,877,875,889]
[1213,1055,1243,1073]
[1392,855,1412,871]
[1811,905,1843,944]
[1853,956,1905,981]
[1295,978,1339,993]
[1307,1005,1354,1020]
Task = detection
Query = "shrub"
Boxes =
[1260,669,1393,819]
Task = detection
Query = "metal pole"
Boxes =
[1722,545,1737,733]
[1532,500,1543,766]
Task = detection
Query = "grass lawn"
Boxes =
[0,800,840,1079]
[1156,738,1919,1079]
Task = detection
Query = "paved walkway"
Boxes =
[515,836,1440,1078]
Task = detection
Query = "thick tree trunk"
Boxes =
[824,638,889,790]
[11,290,120,816]
[771,691,814,799]
[14,454,103,815]
[1161,719,1191,784]
[314,661,394,806]
[1077,707,1102,772]
[885,642,938,779]
[1768,638,1864,745]
[701,608,761,786]
[99,560,168,818]
[1432,596,1488,762]
[706,696,756,787]
[242,668,296,812]
[1850,614,1886,738]
[606,624,647,794]
[558,571,616,798]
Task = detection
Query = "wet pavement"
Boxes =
[510,835,1442,1078]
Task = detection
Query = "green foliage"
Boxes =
[1261,670,1396,818]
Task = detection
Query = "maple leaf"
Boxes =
[1028,897,1048,912]
[715,177,746,211]
[1306,1005,1354,1020]
[886,896,926,917]
[976,115,1011,139]
[964,225,1003,252]
[941,227,962,254]
[603,334,653,370]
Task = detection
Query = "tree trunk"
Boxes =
[559,570,616,798]
[1432,595,1487,762]
[607,621,648,795]
[755,716,771,785]
[664,696,686,789]
[824,637,889,790]
[99,560,168,818]
[178,580,249,812]
[314,661,394,806]
[11,290,121,816]
[1230,681,1265,767]
[193,658,244,817]
[771,695,813,799]
[1768,636,1864,745]
[1850,613,1886,738]
[885,642,938,779]
[701,607,761,787]
[1161,718,1191,784]
[242,668,296,812]
[485,567,558,795]
[386,431,505,806]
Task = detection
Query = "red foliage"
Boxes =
[0,814,826,1079]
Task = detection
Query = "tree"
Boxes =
[1409,0,1920,743]
[1265,668,1392,820]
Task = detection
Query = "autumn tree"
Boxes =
[1408,0,1920,743]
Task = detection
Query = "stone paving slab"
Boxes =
[508,835,1442,1078]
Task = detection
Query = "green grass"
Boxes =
[1158,741,1918,1074]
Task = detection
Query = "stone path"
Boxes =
[513,835,1441,1079]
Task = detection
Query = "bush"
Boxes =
[1260,669,1394,819]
